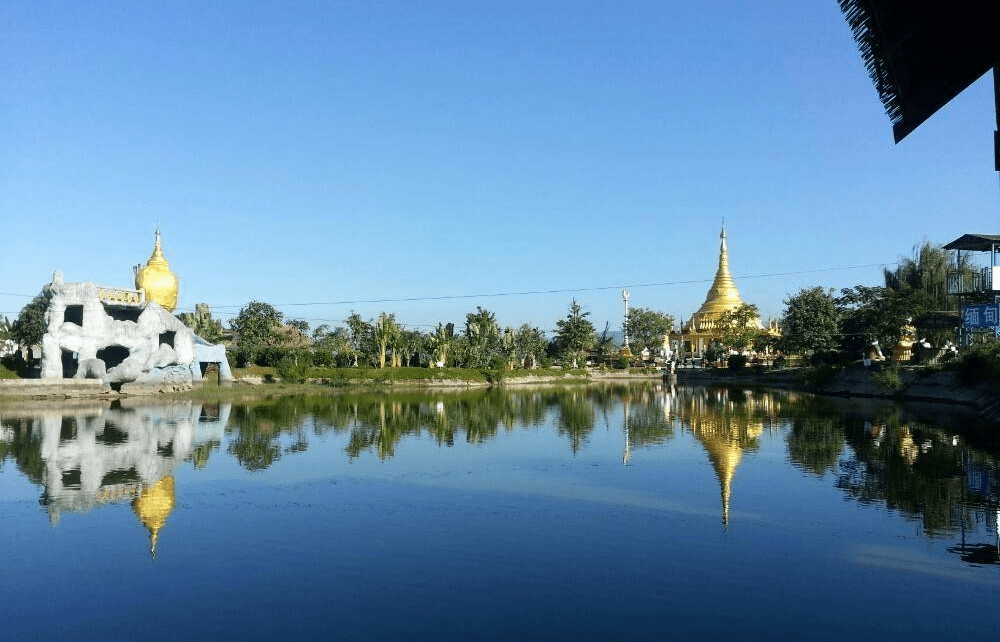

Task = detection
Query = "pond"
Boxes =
[1,384,998,641]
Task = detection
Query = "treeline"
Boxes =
[225,299,624,374]
[778,241,983,363]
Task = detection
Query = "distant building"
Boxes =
[671,226,763,358]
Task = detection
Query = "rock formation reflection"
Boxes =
[0,399,229,557]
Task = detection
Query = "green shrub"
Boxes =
[872,366,904,392]
[702,346,722,366]
[275,350,311,383]
[727,354,747,369]
[798,364,839,388]
[952,342,1000,384]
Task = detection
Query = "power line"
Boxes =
[204,262,891,310]
[1,261,891,316]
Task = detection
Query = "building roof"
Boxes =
[942,234,1000,252]
[838,0,999,143]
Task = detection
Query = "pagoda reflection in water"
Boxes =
[7,399,229,557]
[637,385,786,527]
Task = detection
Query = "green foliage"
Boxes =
[727,354,748,369]
[513,324,547,368]
[0,363,20,379]
[716,304,761,353]
[623,308,674,355]
[177,303,223,342]
[462,307,501,369]
[11,293,49,347]
[781,287,840,355]
[702,343,724,366]
[551,299,596,368]
[836,285,902,358]
[872,367,904,392]
[230,301,283,365]
[374,312,400,369]
[884,241,961,314]
[836,242,964,359]
[798,364,839,388]
[593,322,617,363]
[951,342,1000,384]
[429,322,455,366]
[275,348,312,383]
[345,312,374,367]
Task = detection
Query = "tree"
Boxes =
[624,308,675,356]
[836,285,903,358]
[781,287,841,356]
[463,307,501,368]
[287,319,310,337]
[230,301,283,366]
[428,322,455,367]
[11,293,50,348]
[513,324,547,368]
[593,321,617,364]
[177,303,223,343]
[552,299,596,368]
[716,304,760,354]
[345,312,373,367]
[882,240,970,345]
[883,241,960,313]
[373,312,400,369]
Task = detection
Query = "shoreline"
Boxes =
[1,365,995,420]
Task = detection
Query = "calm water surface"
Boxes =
[1,384,998,641]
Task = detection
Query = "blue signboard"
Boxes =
[962,303,1000,328]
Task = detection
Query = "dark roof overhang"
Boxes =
[838,0,1000,143]
[942,234,1000,252]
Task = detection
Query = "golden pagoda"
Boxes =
[132,475,176,559]
[135,230,179,312]
[672,225,761,357]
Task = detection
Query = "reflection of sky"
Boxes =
[3,390,1000,641]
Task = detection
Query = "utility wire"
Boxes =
[1,261,891,318]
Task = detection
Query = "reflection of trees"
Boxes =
[784,399,846,476]
[0,417,46,485]
[556,390,595,455]
[835,413,996,538]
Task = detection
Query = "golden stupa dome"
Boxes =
[687,226,760,333]
[133,475,176,559]
[135,230,179,312]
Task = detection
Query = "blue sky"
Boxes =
[2,1,998,336]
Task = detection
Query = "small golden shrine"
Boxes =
[134,230,179,312]
[891,320,917,363]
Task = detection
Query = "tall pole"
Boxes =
[622,289,630,350]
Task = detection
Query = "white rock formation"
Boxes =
[39,272,231,386]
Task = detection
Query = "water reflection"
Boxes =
[2,385,998,565]
[0,399,228,557]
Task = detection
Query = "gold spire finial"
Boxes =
[132,476,176,559]
[135,230,179,311]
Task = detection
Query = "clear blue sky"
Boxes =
[2,1,998,336]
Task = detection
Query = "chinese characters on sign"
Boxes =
[962,304,1000,328]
